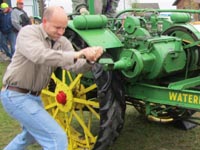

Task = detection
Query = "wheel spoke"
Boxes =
[69,74,83,90]
[79,84,97,95]
[72,110,96,141]
[86,105,100,120]
[41,89,56,97]
[52,107,59,118]
[74,97,99,108]
[62,70,66,83]
[66,110,97,148]
[45,102,57,110]
[51,73,62,84]
[67,71,74,83]
[52,73,70,89]
[68,110,73,124]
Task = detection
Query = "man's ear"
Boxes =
[42,18,47,24]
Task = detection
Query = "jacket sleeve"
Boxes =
[61,32,92,73]
[17,25,91,74]
[106,0,120,18]
[11,9,22,31]
[72,0,88,13]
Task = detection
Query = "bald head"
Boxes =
[42,6,68,40]
[43,6,67,21]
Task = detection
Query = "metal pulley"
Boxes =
[124,16,140,34]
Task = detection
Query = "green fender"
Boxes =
[67,15,123,49]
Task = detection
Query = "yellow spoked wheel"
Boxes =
[41,70,100,150]
[41,63,126,150]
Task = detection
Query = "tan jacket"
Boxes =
[3,24,91,91]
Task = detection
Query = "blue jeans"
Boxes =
[0,31,12,58]
[0,89,68,150]
[2,31,16,58]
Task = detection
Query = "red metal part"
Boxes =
[56,91,67,105]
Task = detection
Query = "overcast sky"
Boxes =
[48,0,176,13]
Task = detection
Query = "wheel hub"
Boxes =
[56,91,67,105]
[55,83,73,112]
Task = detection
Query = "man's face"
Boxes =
[17,2,23,9]
[43,14,68,41]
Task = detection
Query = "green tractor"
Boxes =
[41,4,200,150]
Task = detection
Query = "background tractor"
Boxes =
[41,4,200,150]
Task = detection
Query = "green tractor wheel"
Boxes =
[41,28,126,150]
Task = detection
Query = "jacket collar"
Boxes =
[39,24,63,49]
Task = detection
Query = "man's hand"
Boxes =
[80,8,89,15]
[75,46,104,63]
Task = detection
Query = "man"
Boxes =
[0,4,11,59]
[0,2,16,58]
[0,29,12,60]
[0,6,103,150]
[72,0,120,17]
[11,0,30,34]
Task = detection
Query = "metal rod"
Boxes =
[115,9,200,18]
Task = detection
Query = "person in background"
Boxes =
[0,6,103,150]
[29,16,34,24]
[0,31,12,61]
[29,16,42,25]
[34,16,42,24]
[0,2,16,58]
[72,0,120,17]
[0,31,3,51]
[11,0,30,34]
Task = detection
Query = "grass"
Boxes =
[0,62,41,150]
[112,107,200,150]
[1,62,200,150]
[0,62,20,149]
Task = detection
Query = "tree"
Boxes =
[37,0,46,17]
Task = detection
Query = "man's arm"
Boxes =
[11,9,22,31]
[17,25,103,73]
[62,39,103,73]
[72,0,88,14]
